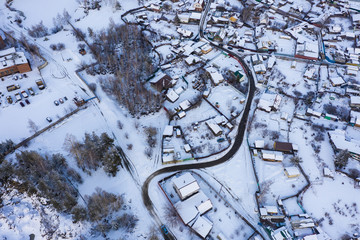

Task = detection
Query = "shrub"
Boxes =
[28,21,48,38]
[334,149,350,169]
[349,168,360,179]
[88,83,96,92]
[323,103,337,115]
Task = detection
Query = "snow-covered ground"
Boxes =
[0,0,360,239]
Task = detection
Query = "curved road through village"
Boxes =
[141,1,261,238]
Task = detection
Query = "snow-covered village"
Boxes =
[0,0,360,239]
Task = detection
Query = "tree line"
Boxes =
[88,23,162,116]
[0,151,82,213]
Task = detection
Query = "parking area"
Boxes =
[0,63,89,143]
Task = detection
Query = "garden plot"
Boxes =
[211,52,243,74]
[261,30,296,55]
[248,109,287,146]
[149,20,179,37]
[269,59,317,96]
[159,171,256,240]
[181,119,230,159]
[282,197,305,216]
[162,128,193,163]
[254,155,308,205]
[311,92,350,121]
[0,62,87,143]
[289,119,325,182]
[171,98,219,126]
[302,173,360,239]
[155,44,175,63]
[207,85,245,119]
[343,157,360,179]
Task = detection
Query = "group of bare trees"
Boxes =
[64,132,124,177]
[72,188,138,236]
[27,21,48,38]
[0,139,14,158]
[0,151,82,213]
[87,23,161,116]
[334,149,350,169]
[323,103,350,121]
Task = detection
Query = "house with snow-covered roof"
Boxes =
[350,96,360,108]
[177,28,193,38]
[328,129,360,160]
[191,215,213,239]
[150,72,173,92]
[261,150,284,162]
[330,76,345,87]
[206,67,224,86]
[166,89,179,103]
[295,41,318,61]
[205,120,223,136]
[172,172,200,200]
[163,125,174,137]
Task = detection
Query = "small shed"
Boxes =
[274,142,293,153]
[265,205,278,214]
[163,125,174,137]
[284,167,301,178]
[255,140,265,149]
[179,100,191,111]
[184,144,191,153]
[166,89,179,103]
[178,111,186,119]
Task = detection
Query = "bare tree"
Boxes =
[334,149,350,169]
[290,156,302,165]
[163,203,181,228]
[28,119,39,133]
[257,179,274,204]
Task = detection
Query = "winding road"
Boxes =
[141,1,262,239]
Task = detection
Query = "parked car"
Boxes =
[6,96,13,104]
[21,90,29,98]
[28,87,35,96]
[25,99,30,105]
[59,98,64,104]
[54,100,59,106]
[36,79,45,90]
[14,93,22,102]
[160,225,169,236]
[7,84,20,92]
[46,117,52,123]
[19,101,25,107]
[64,96,68,101]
